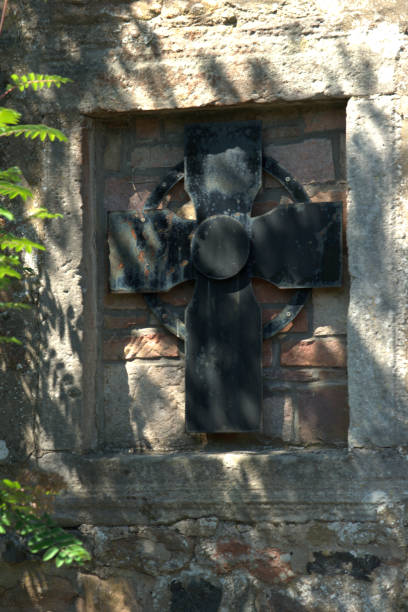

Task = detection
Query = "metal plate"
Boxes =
[107,120,343,433]
[108,210,196,292]
[251,202,342,287]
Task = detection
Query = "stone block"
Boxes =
[79,574,148,612]
[0,573,80,611]
[103,362,199,450]
[297,385,349,444]
[265,139,335,183]
[103,330,179,360]
[281,337,347,367]
[263,393,294,441]
[312,283,348,336]
[89,525,193,574]
[347,96,408,447]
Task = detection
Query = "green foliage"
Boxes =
[0,479,90,567]
[0,71,91,566]
[0,123,68,143]
[0,73,69,344]
[6,73,72,94]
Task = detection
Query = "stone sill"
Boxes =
[37,449,408,527]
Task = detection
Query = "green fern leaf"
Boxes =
[29,208,63,220]
[0,302,30,310]
[6,74,73,92]
[0,167,23,183]
[0,181,32,201]
[0,208,14,221]
[0,108,21,127]
[0,335,22,344]
[0,234,45,253]
[0,124,68,142]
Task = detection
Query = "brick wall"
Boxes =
[98,102,347,451]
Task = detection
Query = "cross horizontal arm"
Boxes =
[250,202,342,288]
[108,210,196,292]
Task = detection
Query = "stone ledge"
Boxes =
[37,449,408,526]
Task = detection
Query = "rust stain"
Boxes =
[217,539,251,557]
[138,251,145,263]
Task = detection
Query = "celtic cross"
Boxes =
[108,121,342,433]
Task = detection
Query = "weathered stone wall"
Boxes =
[1,0,408,610]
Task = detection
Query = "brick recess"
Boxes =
[103,313,149,329]
[103,331,178,360]
[281,337,347,368]
[297,386,349,444]
[102,104,347,447]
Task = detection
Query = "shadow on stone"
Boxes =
[170,578,222,612]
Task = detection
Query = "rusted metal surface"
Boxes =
[108,210,196,292]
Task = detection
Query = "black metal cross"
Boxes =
[108,121,342,433]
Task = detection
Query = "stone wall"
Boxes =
[0,0,408,610]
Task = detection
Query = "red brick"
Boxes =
[164,180,189,205]
[263,124,303,140]
[265,139,335,184]
[281,337,347,367]
[135,117,160,140]
[310,189,346,204]
[159,281,195,306]
[104,293,147,310]
[251,200,279,217]
[104,177,158,212]
[272,368,347,383]
[103,133,122,171]
[262,338,275,368]
[263,174,283,189]
[297,385,349,444]
[103,313,148,329]
[262,307,308,333]
[304,107,346,133]
[163,117,185,136]
[252,279,293,304]
[103,331,178,360]
[131,145,184,168]
[217,539,251,557]
[215,539,294,583]
[250,548,294,584]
